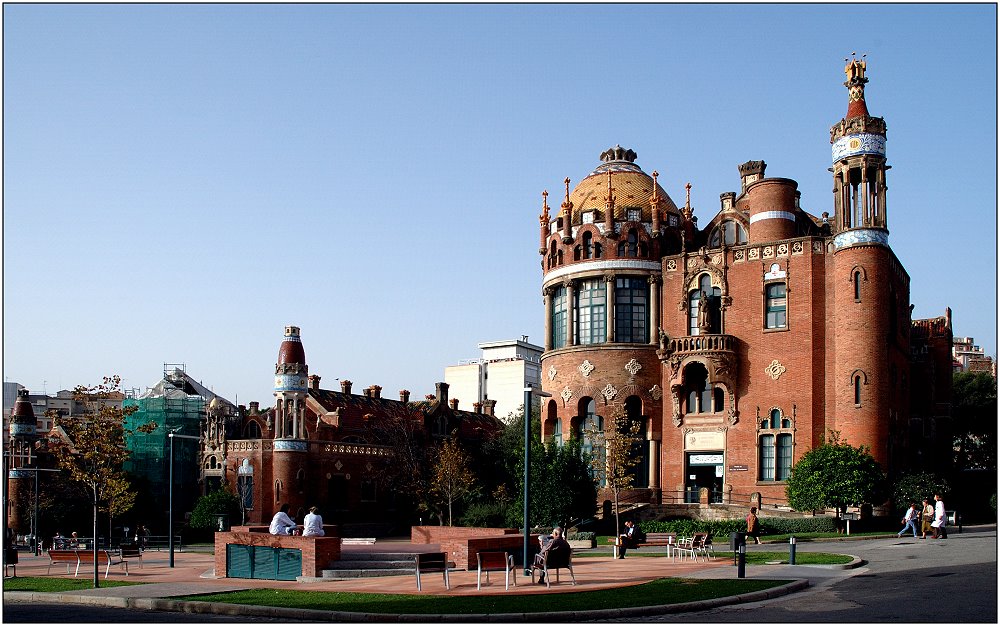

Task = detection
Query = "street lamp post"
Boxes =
[167,431,200,568]
[522,384,551,576]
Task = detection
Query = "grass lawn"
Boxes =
[714,551,854,565]
[178,577,789,615]
[3,576,145,593]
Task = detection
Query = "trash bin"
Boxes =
[215,514,230,532]
[729,532,746,551]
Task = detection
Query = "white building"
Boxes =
[445,337,543,421]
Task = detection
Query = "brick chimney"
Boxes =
[473,401,483,414]
[483,399,497,417]
[249,401,260,415]
[435,382,449,406]
[362,387,372,398]
[308,375,321,391]
[340,380,352,395]
[449,398,459,410]
[369,385,382,399]
[399,389,411,403]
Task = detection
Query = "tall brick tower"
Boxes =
[272,325,309,516]
[538,147,684,499]
[829,56,907,466]
[7,389,38,534]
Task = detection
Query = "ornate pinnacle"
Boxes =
[682,182,693,219]
[650,170,661,205]
[561,177,573,211]
[539,190,549,223]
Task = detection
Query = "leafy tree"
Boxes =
[48,376,157,587]
[429,436,477,526]
[892,472,950,510]
[785,431,887,516]
[584,402,642,539]
[189,487,241,530]
[363,409,432,523]
[952,372,997,472]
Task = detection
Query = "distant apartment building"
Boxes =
[445,337,544,421]
[953,336,997,377]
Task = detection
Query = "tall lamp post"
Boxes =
[522,384,551,576]
[167,430,200,568]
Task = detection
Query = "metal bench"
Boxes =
[119,544,143,569]
[476,551,517,590]
[414,552,450,591]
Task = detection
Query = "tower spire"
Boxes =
[844,52,870,119]
[604,169,615,232]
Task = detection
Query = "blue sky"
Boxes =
[4,4,997,406]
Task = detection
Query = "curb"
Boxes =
[4,579,809,622]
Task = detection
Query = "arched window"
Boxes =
[709,220,747,247]
[759,409,793,481]
[244,421,261,439]
[583,231,594,259]
[275,480,282,503]
[683,363,718,414]
[551,286,567,349]
[548,240,557,269]
[854,375,862,406]
[553,418,563,447]
[624,396,648,487]
[618,229,640,257]
[579,398,605,486]
[765,283,787,329]
[853,271,862,301]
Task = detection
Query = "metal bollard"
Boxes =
[789,536,796,565]
[737,544,746,578]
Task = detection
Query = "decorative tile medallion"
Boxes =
[791,241,804,255]
[833,228,889,250]
[762,246,774,259]
[602,383,618,401]
[711,254,723,265]
[579,360,595,377]
[764,359,787,381]
[812,240,824,253]
[748,247,759,260]
[666,259,677,271]
[649,384,662,401]
[832,132,886,160]
[334,460,344,471]
[777,243,789,256]
[560,387,573,403]
[625,358,642,376]
[734,249,745,262]
[548,365,557,381]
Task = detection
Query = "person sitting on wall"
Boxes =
[302,506,325,537]
[269,503,299,536]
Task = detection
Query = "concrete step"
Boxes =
[320,568,414,579]
[328,559,416,570]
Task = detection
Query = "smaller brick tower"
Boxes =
[829,56,904,466]
[272,325,309,517]
[7,389,38,534]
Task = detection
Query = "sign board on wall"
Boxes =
[685,431,724,451]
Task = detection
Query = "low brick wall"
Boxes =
[214,527,341,579]
[411,526,537,571]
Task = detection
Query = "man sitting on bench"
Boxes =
[618,520,640,558]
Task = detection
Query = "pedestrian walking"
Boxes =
[920,498,934,539]
[932,494,948,539]
[897,503,919,538]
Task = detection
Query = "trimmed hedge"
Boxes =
[637,516,838,536]
[567,532,594,541]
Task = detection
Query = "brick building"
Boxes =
[536,59,953,508]
[212,326,502,532]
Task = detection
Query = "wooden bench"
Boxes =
[611,532,677,557]
[414,552,450,591]
[46,550,79,576]
[48,549,128,578]
[119,544,143,569]
[476,551,517,590]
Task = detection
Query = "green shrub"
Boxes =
[567,532,594,541]
[459,501,509,528]
[637,515,837,537]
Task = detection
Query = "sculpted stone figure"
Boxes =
[697,290,712,334]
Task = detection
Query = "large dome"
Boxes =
[567,146,680,225]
